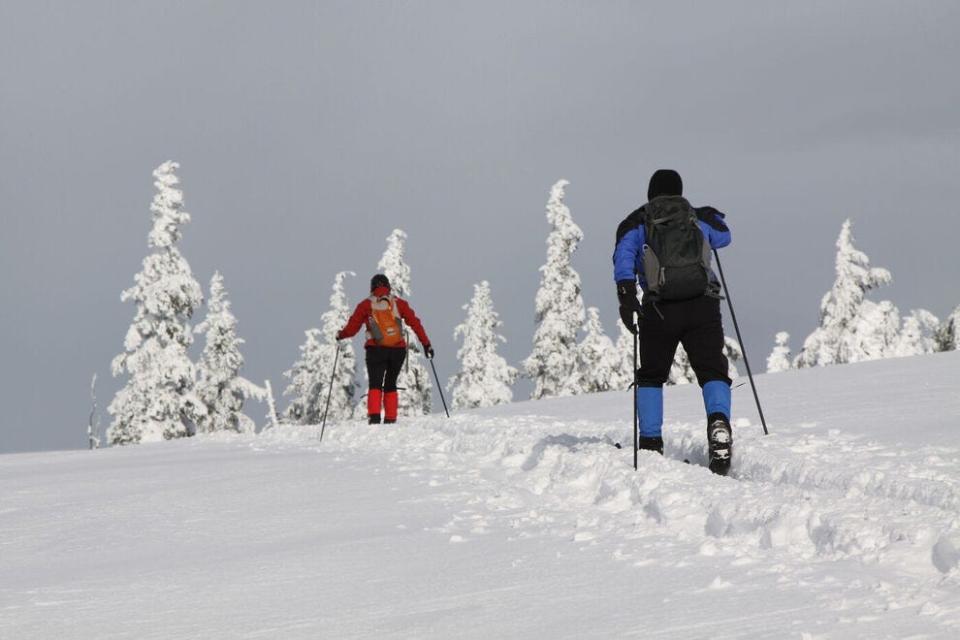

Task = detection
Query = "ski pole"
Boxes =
[319,343,341,442]
[712,249,770,436]
[633,314,639,471]
[427,355,450,418]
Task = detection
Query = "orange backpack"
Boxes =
[367,295,404,347]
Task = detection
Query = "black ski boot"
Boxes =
[637,435,664,455]
[368,414,382,425]
[707,413,732,476]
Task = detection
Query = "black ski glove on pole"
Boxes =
[424,344,435,359]
[617,280,642,333]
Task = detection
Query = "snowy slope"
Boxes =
[2,352,959,639]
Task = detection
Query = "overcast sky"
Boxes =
[2,1,959,453]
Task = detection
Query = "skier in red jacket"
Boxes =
[337,274,433,424]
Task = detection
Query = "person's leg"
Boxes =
[382,348,407,423]
[680,297,733,473]
[679,297,731,419]
[365,347,388,424]
[636,301,681,445]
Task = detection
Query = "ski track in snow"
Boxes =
[250,421,960,636]
[249,354,960,637]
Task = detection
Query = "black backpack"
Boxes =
[641,196,712,301]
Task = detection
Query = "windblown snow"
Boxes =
[3,353,959,639]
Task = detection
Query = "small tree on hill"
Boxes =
[935,304,960,352]
[194,272,256,434]
[378,230,432,416]
[894,309,939,357]
[108,161,204,445]
[613,322,636,390]
[283,328,325,424]
[766,332,793,373]
[574,308,623,393]
[847,299,901,362]
[523,179,586,398]
[795,219,892,368]
[319,271,358,420]
[449,281,517,409]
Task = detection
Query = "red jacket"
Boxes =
[338,288,431,349]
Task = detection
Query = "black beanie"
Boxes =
[647,169,683,200]
[370,274,390,291]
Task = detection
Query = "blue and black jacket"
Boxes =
[612,202,732,291]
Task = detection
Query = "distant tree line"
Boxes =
[104,163,959,445]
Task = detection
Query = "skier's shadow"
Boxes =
[521,433,615,471]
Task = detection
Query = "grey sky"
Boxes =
[2,1,958,453]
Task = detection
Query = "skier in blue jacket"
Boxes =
[612,169,734,473]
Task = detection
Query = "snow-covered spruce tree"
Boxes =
[935,304,960,352]
[378,230,432,416]
[766,332,793,373]
[795,219,892,368]
[523,179,586,398]
[448,281,517,409]
[575,308,624,393]
[614,322,636,390]
[724,337,742,379]
[847,299,900,362]
[283,272,359,424]
[108,161,204,445]
[894,309,939,357]
[283,328,325,424]
[319,271,358,420]
[194,272,255,434]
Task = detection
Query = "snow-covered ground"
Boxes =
[3,353,959,639]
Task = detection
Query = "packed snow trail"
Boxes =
[2,353,959,638]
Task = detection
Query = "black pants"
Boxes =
[637,296,730,388]
[366,346,407,392]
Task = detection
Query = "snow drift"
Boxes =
[2,352,959,638]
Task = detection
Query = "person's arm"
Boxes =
[612,221,645,332]
[613,226,645,284]
[698,207,731,249]
[337,300,370,340]
[397,299,431,349]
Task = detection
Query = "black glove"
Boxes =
[424,344,435,359]
[335,331,345,341]
[617,280,642,333]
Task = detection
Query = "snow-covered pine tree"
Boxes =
[847,299,900,362]
[724,337,742,379]
[378,230,432,416]
[766,332,793,373]
[108,161,204,445]
[894,309,939,357]
[935,304,960,352]
[283,272,359,424]
[194,272,255,434]
[448,281,517,409]
[319,271,358,420]
[613,321,636,390]
[574,308,623,393]
[795,219,893,368]
[283,328,325,424]
[523,179,586,398]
